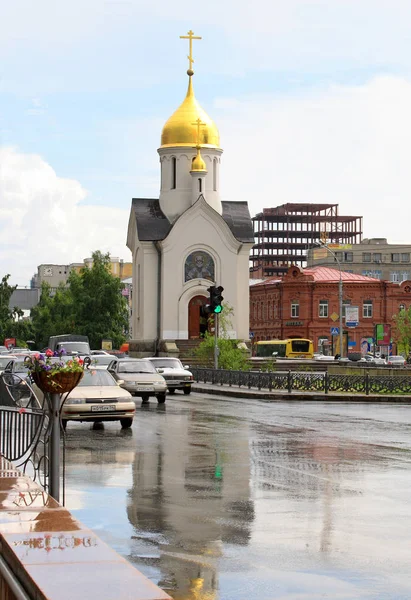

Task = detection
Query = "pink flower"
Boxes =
[45,349,54,357]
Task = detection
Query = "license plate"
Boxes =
[137,386,154,391]
[91,405,116,412]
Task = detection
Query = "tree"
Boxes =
[195,303,250,370]
[0,274,27,343]
[67,251,129,349]
[392,307,411,356]
[30,251,130,349]
[30,282,74,348]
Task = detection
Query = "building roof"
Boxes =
[130,198,254,243]
[251,266,381,287]
[221,201,254,243]
[304,266,381,282]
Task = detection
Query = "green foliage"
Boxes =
[259,359,277,372]
[195,332,250,370]
[393,307,411,356]
[30,251,129,349]
[0,274,31,343]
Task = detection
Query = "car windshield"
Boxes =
[78,370,117,387]
[150,359,182,369]
[92,355,117,366]
[58,342,90,354]
[390,356,403,361]
[118,361,156,374]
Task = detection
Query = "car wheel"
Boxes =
[168,388,176,395]
[183,387,191,395]
[120,418,133,429]
[157,393,166,404]
[142,395,150,404]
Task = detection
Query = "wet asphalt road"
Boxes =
[63,392,411,600]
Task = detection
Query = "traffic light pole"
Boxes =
[214,313,219,369]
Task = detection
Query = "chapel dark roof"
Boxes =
[130,198,254,243]
[221,201,254,243]
[130,198,171,241]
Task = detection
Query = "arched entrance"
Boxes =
[188,295,208,339]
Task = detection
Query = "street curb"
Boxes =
[191,384,411,403]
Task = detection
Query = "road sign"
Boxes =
[330,327,339,335]
[330,312,339,322]
[346,322,359,328]
[249,332,254,339]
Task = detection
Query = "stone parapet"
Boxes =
[0,456,171,600]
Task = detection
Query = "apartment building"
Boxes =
[307,238,411,282]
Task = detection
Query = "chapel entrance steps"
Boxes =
[176,339,207,366]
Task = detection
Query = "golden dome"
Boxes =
[161,77,220,149]
[191,147,207,172]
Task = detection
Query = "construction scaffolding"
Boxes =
[250,203,363,278]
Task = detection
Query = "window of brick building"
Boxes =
[363,252,371,262]
[373,253,382,262]
[291,301,299,318]
[392,253,400,263]
[319,300,328,318]
[402,253,410,262]
[342,300,351,320]
[391,272,400,282]
[363,300,373,318]
[344,252,353,262]
[400,304,406,311]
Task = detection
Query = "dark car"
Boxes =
[107,359,167,403]
[2,358,33,405]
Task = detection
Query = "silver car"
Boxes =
[147,357,193,395]
[107,359,167,403]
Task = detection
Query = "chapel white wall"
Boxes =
[158,147,223,222]
[159,202,252,340]
[131,242,159,341]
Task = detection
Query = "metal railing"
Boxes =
[0,374,52,491]
[191,368,411,396]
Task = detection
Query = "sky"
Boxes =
[2,0,411,285]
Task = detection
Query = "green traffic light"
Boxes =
[214,305,223,314]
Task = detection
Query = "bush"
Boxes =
[195,333,250,370]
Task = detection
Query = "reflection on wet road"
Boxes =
[64,394,411,599]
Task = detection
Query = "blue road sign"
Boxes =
[330,327,339,335]
[249,332,254,338]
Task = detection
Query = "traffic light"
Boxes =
[206,285,224,314]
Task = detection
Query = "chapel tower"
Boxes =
[158,30,223,223]
[127,30,254,353]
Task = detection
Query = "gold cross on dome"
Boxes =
[180,29,202,73]
[192,117,206,146]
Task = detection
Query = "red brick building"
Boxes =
[250,265,411,353]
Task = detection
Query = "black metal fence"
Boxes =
[191,368,411,395]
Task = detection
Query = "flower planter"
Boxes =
[31,371,84,394]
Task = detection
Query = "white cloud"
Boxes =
[0,147,130,285]
[217,75,411,243]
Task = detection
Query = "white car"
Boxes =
[108,358,168,403]
[60,368,136,429]
[147,357,193,395]
[387,355,406,367]
[313,354,335,361]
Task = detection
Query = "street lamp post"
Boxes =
[316,242,344,358]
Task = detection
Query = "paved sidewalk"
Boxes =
[192,382,411,402]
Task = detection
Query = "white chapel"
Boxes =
[126,31,254,355]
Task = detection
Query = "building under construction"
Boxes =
[250,203,363,278]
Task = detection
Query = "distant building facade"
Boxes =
[250,265,411,354]
[32,257,132,289]
[307,238,411,283]
[250,203,363,279]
